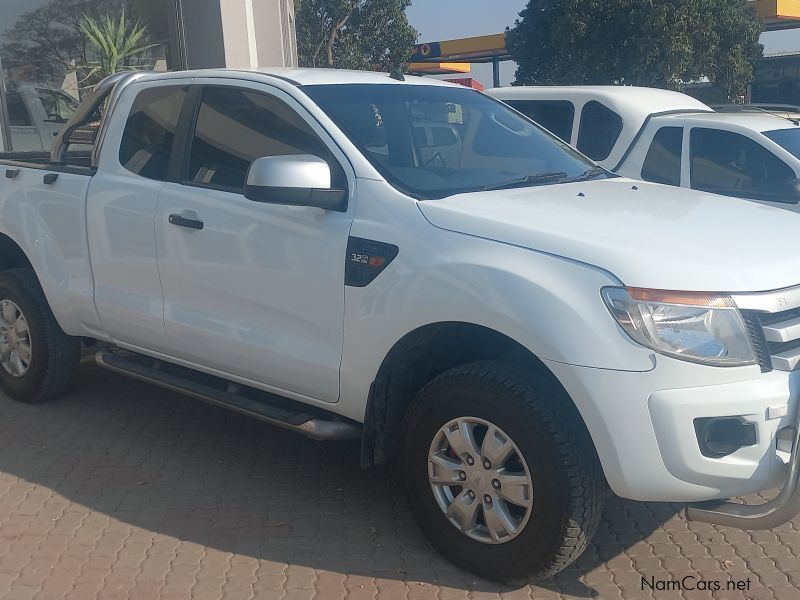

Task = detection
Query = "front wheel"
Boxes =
[402,362,606,583]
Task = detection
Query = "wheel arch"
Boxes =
[0,233,35,273]
[360,321,595,469]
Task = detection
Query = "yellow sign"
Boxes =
[754,0,800,20]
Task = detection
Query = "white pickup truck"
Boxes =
[1,68,800,584]
[489,86,800,211]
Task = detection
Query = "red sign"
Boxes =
[445,77,485,91]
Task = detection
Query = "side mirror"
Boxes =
[244,155,348,212]
[785,178,800,204]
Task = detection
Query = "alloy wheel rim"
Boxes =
[0,300,32,378]
[428,416,533,544]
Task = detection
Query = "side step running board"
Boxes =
[95,351,361,442]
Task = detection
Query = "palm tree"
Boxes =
[77,11,155,89]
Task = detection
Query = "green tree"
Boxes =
[506,0,763,100]
[296,0,418,71]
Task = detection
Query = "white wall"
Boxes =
[183,0,298,69]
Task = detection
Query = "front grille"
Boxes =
[742,306,800,372]
[741,311,772,372]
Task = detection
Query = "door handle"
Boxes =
[4,169,20,179]
[168,214,204,230]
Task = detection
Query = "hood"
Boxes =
[417,178,800,293]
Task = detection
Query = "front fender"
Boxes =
[337,220,655,422]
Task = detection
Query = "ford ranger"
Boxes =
[0,68,799,584]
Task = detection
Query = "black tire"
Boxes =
[0,268,80,403]
[402,361,606,584]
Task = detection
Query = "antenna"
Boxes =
[744,106,800,126]
[389,67,406,82]
[713,104,800,126]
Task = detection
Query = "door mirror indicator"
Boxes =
[244,155,348,212]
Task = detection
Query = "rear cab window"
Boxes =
[577,101,623,161]
[505,100,575,142]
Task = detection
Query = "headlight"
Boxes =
[601,287,756,367]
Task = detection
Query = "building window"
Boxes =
[1,0,179,153]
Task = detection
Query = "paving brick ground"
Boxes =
[0,363,797,599]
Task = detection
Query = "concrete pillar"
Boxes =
[175,0,297,70]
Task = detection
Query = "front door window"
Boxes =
[690,128,796,203]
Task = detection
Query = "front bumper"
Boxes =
[544,356,799,506]
[685,412,800,530]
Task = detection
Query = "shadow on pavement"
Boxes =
[0,363,688,597]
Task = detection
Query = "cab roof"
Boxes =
[658,110,800,133]
[137,67,460,88]
[488,85,713,117]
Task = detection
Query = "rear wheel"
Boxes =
[0,269,80,403]
[402,361,606,583]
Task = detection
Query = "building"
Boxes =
[0,0,297,152]
[749,0,800,105]
[752,51,800,105]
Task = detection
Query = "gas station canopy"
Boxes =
[754,0,800,30]
[408,33,510,87]
[410,34,510,64]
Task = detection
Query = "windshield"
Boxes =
[303,84,604,199]
[764,127,800,160]
[36,89,79,123]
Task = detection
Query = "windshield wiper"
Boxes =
[482,172,569,191]
[565,166,609,183]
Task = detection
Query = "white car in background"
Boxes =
[2,85,79,152]
[489,86,800,211]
